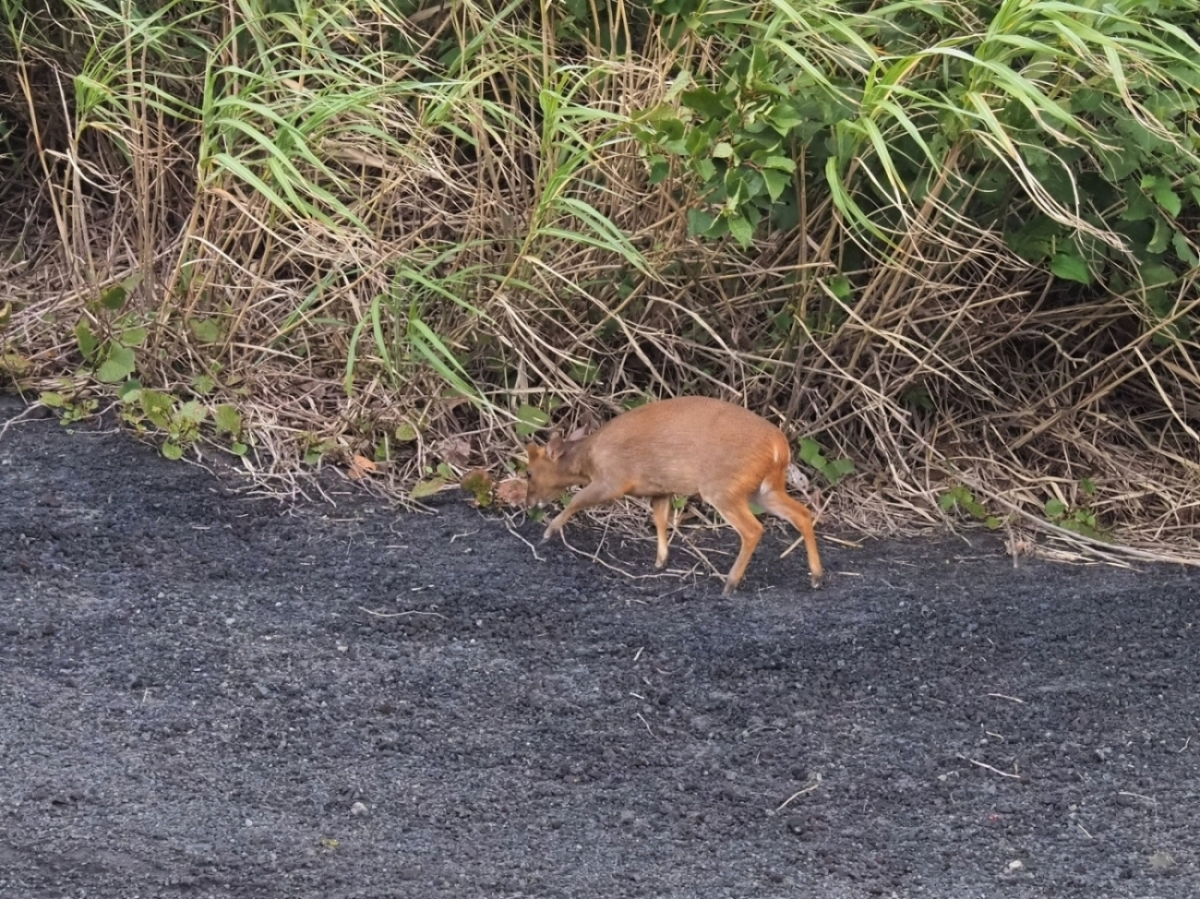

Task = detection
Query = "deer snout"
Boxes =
[524,482,549,510]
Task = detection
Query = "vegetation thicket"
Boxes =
[2,0,1198,563]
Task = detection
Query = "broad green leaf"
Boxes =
[214,404,242,434]
[139,390,174,429]
[682,87,730,119]
[1050,252,1091,285]
[829,458,855,478]
[762,168,791,201]
[1006,216,1059,262]
[97,345,137,382]
[1145,287,1172,318]
[99,284,128,311]
[760,155,796,173]
[704,216,729,239]
[1,353,32,376]
[1139,260,1176,287]
[121,325,148,348]
[1172,231,1198,266]
[727,214,754,247]
[1147,217,1172,255]
[798,437,826,468]
[1045,498,1067,519]
[178,400,207,424]
[190,318,222,344]
[395,421,418,442]
[1150,177,1182,218]
[75,321,98,360]
[1121,185,1157,222]
[411,477,445,500]
[687,209,715,236]
[517,404,550,426]
[828,274,853,302]
[515,403,551,439]
[161,442,184,461]
[768,106,805,135]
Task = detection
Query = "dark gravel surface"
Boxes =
[2,395,1199,899]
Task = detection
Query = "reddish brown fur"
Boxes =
[525,396,823,595]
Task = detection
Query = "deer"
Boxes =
[525,396,823,595]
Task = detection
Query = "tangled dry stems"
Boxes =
[6,203,1199,571]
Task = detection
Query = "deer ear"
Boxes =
[525,443,541,462]
[546,433,567,461]
[566,425,588,442]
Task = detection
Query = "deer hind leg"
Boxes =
[757,485,824,589]
[706,492,765,596]
[650,495,673,568]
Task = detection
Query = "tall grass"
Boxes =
[2,0,1199,561]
